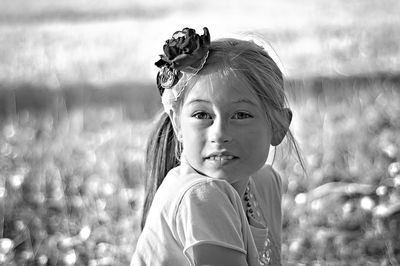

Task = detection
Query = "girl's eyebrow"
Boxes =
[186,99,210,105]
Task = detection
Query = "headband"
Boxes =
[155,27,210,113]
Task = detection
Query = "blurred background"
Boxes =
[0,0,399,265]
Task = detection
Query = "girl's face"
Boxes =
[175,72,273,183]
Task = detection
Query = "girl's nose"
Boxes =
[209,118,233,144]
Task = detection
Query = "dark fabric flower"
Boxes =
[155,27,210,95]
[155,27,210,71]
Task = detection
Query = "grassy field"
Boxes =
[0,106,149,265]
[280,79,400,265]
[0,78,399,265]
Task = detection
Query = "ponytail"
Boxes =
[140,112,180,230]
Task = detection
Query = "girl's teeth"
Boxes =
[210,156,234,161]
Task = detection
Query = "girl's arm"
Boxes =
[192,243,248,266]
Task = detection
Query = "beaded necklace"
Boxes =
[244,183,272,265]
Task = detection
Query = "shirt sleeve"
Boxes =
[253,165,283,262]
[175,179,247,264]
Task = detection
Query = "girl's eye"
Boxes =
[232,112,253,119]
[192,112,212,119]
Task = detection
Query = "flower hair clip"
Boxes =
[155,27,211,96]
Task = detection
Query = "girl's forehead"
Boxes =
[185,72,261,104]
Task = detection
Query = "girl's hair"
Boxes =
[140,38,304,229]
[141,112,180,229]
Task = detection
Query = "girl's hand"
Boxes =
[192,243,248,266]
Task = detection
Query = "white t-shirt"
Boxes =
[131,163,282,266]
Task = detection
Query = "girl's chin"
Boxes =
[200,169,243,181]
[182,159,249,180]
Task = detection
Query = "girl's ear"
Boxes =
[168,110,182,142]
[271,108,292,146]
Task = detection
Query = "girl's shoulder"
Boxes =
[154,165,243,230]
[174,166,240,204]
[159,165,240,208]
[181,176,240,205]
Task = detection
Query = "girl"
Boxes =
[132,27,301,266]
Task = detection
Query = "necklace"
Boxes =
[244,184,272,266]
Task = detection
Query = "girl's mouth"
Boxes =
[204,153,239,165]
